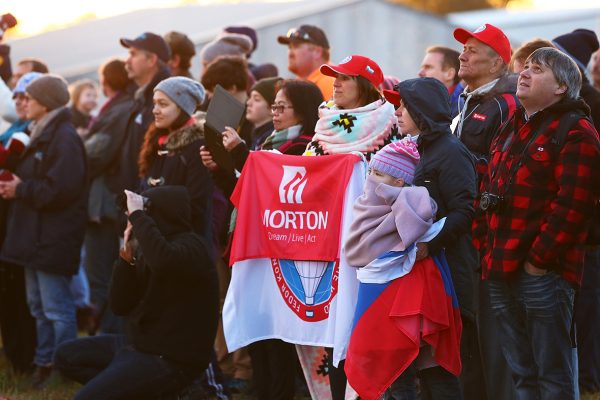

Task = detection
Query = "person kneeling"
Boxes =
[54,186,219,400]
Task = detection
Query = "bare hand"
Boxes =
[200,146,218,171]
[222,126,242,151]
[524,261,547,276]
[416,242,429,261]
[0,175,21,199]
[119,221,135,264]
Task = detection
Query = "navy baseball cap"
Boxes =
[120,32,171,63]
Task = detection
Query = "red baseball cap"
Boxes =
[453,23,511,64]
[382,89,400,107]
[320,55,384,87]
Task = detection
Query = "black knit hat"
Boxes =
[250,77,282,106]
[553,29,599,70]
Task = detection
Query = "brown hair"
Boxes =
[17,57,49,74]
[510,39,555,72]
[426,46,461,85]
[200,55,248,92]
[354,75,382,108]
[100,59,130,92]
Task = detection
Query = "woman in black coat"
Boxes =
[138,76,213,247]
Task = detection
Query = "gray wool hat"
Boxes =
[26,74,70,111]
[200,33,253,65]
[154,77,206,117]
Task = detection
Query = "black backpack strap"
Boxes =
[549,111,590,155]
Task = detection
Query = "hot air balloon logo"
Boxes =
[271,258,339,322]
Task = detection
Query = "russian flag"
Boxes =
[344,253,462,400]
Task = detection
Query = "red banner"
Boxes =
[229,152,359,264]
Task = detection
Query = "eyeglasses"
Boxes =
[286,28,313,42]
[271,104,293,114]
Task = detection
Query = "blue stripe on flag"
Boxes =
[352,281,391,330]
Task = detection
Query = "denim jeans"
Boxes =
[488,270,576,400]
[55,334,199,400]
[25,267,76,366]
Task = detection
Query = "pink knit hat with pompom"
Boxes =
[369,138,420,184]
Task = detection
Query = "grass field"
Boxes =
[1,350,599,400]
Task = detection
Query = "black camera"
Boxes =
[479,192,504,212]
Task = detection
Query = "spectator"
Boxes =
[107,32,171,195]
[164,31,196,78]
[0,71,42,375]
[138,76,213,241]
[201,56,253,144]
[202,79,322,400]
[453,22,519,400]
[0,72,41,144]
[305,54,398,161]
[474,47,600,400]
[224,25,278,81]
[82,58,134,335]
[200,32,252,70]
[553,29,600,132]
[55,185,219,400]
[0,74,87,389]
[277,25,335,100]
[8,57,48,89]
[418,46,463,117]
[384,77,477,399]
[510,38,554,73]
[68,79,98,138]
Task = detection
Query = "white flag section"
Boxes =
[223,159,367,366]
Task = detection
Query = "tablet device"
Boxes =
[205,84,246,173]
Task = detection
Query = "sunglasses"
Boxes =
[286,28,314,42]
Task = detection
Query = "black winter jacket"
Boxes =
[400,78,479,320]
[110,186,219,369]
[140,124,213,246]
[107,67,171,194]
[456,73,519,159]
[0,107,88,276]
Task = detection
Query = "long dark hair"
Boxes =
[278,79,324,135]
[138,108,189,177]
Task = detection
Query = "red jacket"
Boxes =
[473,99,600,286]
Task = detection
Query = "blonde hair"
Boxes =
[68,79,98,108]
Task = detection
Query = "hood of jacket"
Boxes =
[141,185,192,237]
[165,123,203,152]
[518,96,591,126]
[467,73,518,102]
[395,77,453,146]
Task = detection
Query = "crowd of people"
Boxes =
[0,15,598,400]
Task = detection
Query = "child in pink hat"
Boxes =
[343,138,462,400]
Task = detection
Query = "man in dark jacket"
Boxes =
[452,23,519,400]
[386,77,476,397]
[0,74,88,388]
[106,32,171,195]
[474,47,600,400]
[54,185,219,400]
[83,58,134,335]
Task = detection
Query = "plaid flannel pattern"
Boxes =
[473,107,600,286]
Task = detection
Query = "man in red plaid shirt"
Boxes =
[474,47,600,399]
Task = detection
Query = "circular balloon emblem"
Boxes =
[271,259,339,322]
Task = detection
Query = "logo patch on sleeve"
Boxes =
[472,113,487,121]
